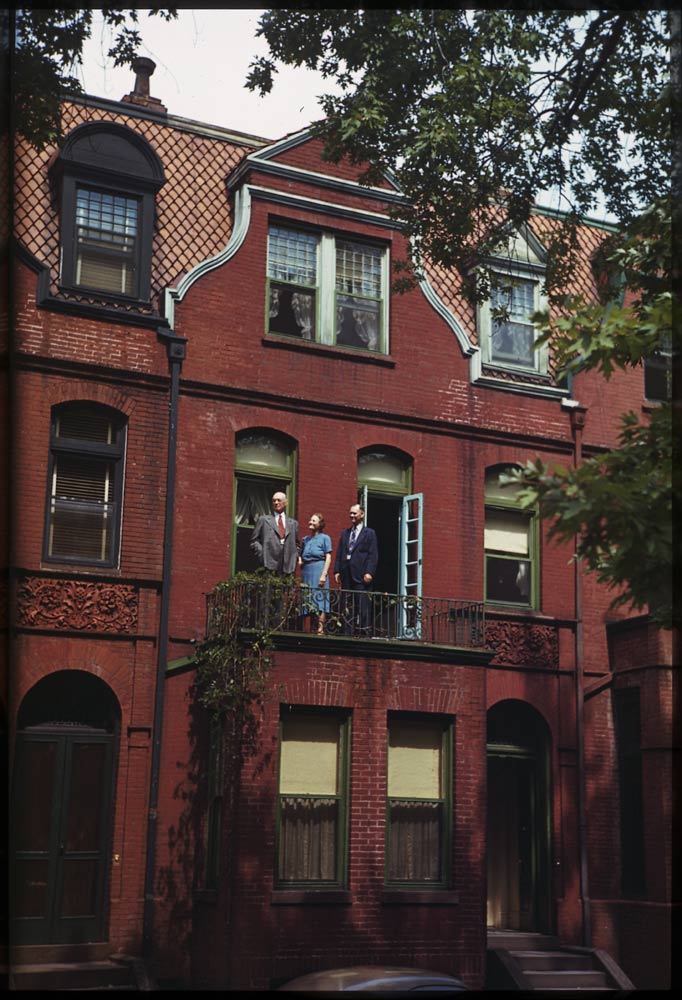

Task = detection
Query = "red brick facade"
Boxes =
[8,85,673,991]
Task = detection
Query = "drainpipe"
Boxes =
[142,328,187,959]
[569,403,591,947]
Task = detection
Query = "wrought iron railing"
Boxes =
[206,580,485,649]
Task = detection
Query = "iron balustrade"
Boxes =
[206,581,485,649]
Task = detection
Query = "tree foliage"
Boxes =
[8,8,177,150]
[248,10,675,627]
[248,9,671,299]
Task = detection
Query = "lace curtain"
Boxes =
[278,797,338,882]
[387,800,442,882]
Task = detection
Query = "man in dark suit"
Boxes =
[334,503,379,634]
[250,491,300,574]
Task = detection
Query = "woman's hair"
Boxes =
[310,512,325,530]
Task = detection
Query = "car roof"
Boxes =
[277,965,467,991]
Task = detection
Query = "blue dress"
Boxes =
[300,533,332,613]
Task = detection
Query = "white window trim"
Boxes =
[477,262,548,375]
[268,226,390,355]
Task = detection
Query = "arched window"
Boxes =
[44,402,127,567]
[233,429,296,572]
[50,122,165,302]
[484,465,538,607]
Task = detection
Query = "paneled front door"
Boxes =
[12,729,114,945]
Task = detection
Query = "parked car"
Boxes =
[277,965,468,992]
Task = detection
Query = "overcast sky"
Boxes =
[76,9,615,222]
[77,9,335,142]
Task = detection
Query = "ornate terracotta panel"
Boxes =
[16,577,138,633]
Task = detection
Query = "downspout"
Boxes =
[569,402,591,947]
[142,328,187,959]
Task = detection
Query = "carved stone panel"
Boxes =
[486,619,559,668]
[16,577,138,633]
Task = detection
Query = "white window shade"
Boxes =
[280,716,339,796]
[484,510,529,555]
[388,723,442,799]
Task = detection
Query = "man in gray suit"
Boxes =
[250,491,300,574]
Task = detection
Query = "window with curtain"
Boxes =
[484,466,538,607]
[489,276,538,368]
[277,710,349,886]
[386,716,451,886]
[266,223,388,354]
[233,430,296,573]
[476,228,548,375]
[44,402,126,566]
[75,187,140,296]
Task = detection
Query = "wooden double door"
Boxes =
[11,728,115,945]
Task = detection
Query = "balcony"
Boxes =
[206,579,485,650]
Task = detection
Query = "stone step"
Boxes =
[487,930,560,951]
[511,949,595,971]
[523,968,608,989]
[11,960,135,991]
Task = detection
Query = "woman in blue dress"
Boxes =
[298,513,332,634]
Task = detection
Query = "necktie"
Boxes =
[277,513,285,539]
[349,527,357,549]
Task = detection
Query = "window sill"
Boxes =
[381,889,459,905]
[271,889,352,905]
[262,334,395,367]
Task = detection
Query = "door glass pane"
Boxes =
[13,860,51,918]
[64,744,107,851]
[14,741,58,851]
[60,859,97,917]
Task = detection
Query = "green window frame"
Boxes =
[232,429,296,573]
[266,223,389,354]
[276,708,350,888]
[385,714,453,888]
[484,465,539,608]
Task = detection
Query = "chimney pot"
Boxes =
[132,56,156,97]
[121,55,166,113]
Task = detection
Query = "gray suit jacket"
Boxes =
[250,514,300,574]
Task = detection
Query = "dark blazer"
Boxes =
[334,525,378,585]
[250,514,300,574]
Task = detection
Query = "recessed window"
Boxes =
[489,276,538,368]
[386,716,452,886]
[44,403,126,566]
[75,188,140,296]
[477,229,548,375]
[276,709,349,886]
[51,122,164,304]
[267,224,388,353]
[484,466,538,607]
[233,429,296,573]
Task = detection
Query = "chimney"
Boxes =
[121,56,167,112]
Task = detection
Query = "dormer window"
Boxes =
[75,188,140,296]
[50,122,165,304]
[477,228,549,376]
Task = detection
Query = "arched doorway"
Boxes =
[486,700,551,933]
[11,671,120,945]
